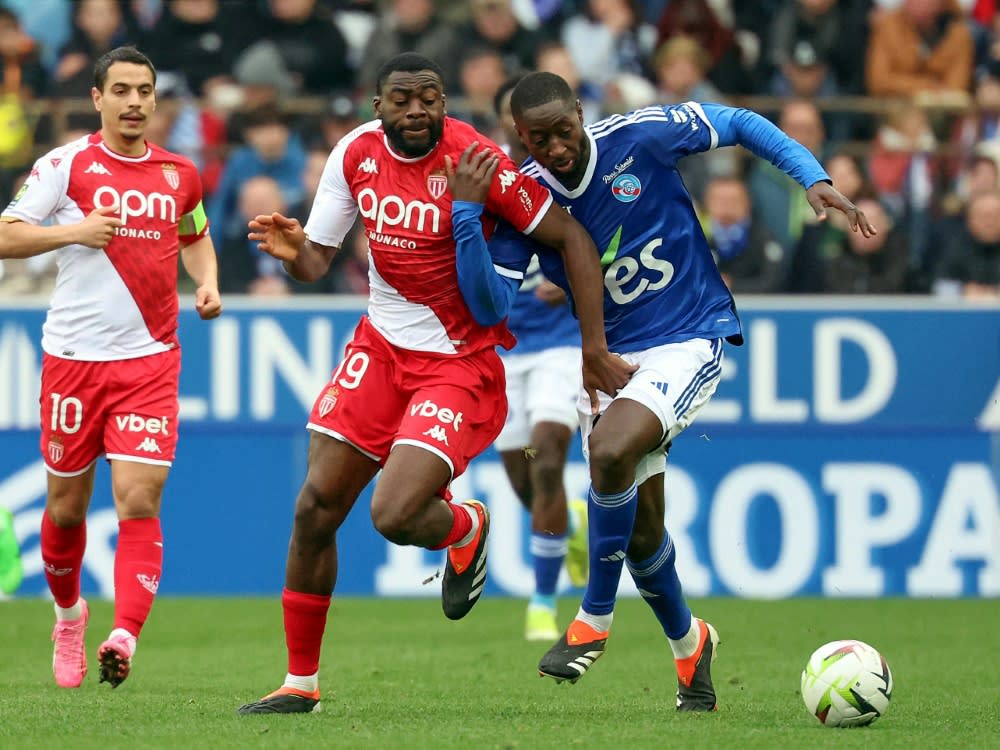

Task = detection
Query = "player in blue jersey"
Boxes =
[454,71,875,711]
[492,78,589,642]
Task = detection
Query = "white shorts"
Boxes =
[579,338,724,485]
[495,346,581,451]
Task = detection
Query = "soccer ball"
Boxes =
[800,639,893,728]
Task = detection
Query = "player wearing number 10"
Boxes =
[488,72,876,710]
[0,46,222,689]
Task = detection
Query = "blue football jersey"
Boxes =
[505,255,581,354]
[491,102,744,353]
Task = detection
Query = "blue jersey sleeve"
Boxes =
[698,102,830,189]
[452,201,519,326]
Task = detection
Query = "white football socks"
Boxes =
[283,672,319,693]
[668,617,701,660]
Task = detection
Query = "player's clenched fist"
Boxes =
[77,205,122,249]
[248,212,306,262]
[195,285,222,320]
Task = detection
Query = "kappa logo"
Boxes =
[137,573,160,594]
[423,425,449,445]
[358,157,378,174]
[85,161,112,176]
[135,437,162,453]
[45,563,74,576]
[498,169,517,193]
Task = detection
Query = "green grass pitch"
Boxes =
[1,597,997,749]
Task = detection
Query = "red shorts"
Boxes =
[39,349,181,475]
[307,317,507,483]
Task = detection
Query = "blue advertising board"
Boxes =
[1,297,998,598]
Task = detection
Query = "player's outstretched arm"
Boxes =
[248,212,338,283]
[530,206,636,412]
[180,234,222,320]
[699,103,877,237]
[0,206,121,258]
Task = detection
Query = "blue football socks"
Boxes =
[530,531,567,607]
[581,484,638,616]
[626,528,692,639]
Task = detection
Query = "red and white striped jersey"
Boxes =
[304,116,553,355]
[2,133,208,361]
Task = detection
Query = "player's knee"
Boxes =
[588,433,639,485]
[370,502,415,545]
[530,454,565,496]
[45,504,87,528]
[294,482,350,533]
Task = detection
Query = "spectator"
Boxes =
[51,0,134,131]
[534,41,604,123]
[789,198,910,293]
[946,60,1000,183]
[458,0,545,77]
[303,91,362,151]
[141,0,257,97]
[218,175,291,296]
[1,0,72,74]
[866,0,974,100]
[330,225,371,296]
[0,7,47,198]
[655,0,754,94]
[748,98,827,257]
[868,101,942,267]
[823,152,879,204]
[701,176,787,294]
[208,105,306,248]
[234,0,353,96]
[561,0,657,97]
[357,0,460,93]
[933,188,1000,299]
[452,46,508,132]
[651,35,736,201]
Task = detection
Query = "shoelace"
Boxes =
[54,621,85,663]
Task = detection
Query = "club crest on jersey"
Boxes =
[611,173,641,203]
[162,163,180,190]
[48,436,64,464]
[427,171,448,200]
[318,386,339,417]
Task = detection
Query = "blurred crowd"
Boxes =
[0,0,997,301]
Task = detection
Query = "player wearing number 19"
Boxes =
[0,46,222,689]
[490,72,876,709]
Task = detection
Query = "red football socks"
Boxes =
[113,517,163,636]
[283,588,331,676]
[41,511,86,608]
[429,502,473,550]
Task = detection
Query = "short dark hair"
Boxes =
[493,75,525,118]
[509,72,574,119]
[94,46,156,91]
[375,53,445,95]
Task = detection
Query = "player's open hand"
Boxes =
[77,205,122,249]
[248,212,305,262]
[806,182,878,238]
[445,141,499,204]
[582,349,638,415]
[195,284,222,320]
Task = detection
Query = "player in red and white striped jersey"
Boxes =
[237,53,634,715]
[0,46,222,690]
